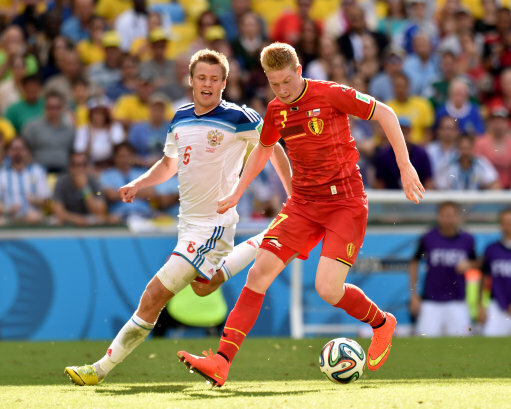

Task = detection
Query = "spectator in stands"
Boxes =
[113,72,173,129]
[21,89,75,174]
[409,201,476,336]
[329,53,349,85]
[74,99,125,170]
[115,0,148,52]
[0,25,38,81]
[373,116,433,189]
[129,11,172,63]
[219,0,253,42]
[71,77,90,128]
[76,15,107,66]
[230,11,267,73]
[338,4,388,68]
[474,105,511,189]
[435,78,485,136]
[426,50,462,110]
[479,208,511,336]
[0,52,25,114]
[482,5,511,78]
[100,142,155,220]
[0,137,50,224]
[53,152,109,226]
[489,68,511,117]
[105,54,139,102]
[189,10,222,54]
[128,93,169,168]
[426,116,459,190]
[401,0,438,54]
[40,35,74,82]
[88,31,123,91]
[403,32,439,96]
[387,71,434,144]
[355,33,383,83]
[369,45,405,103]
[377,0,409,39]
[271,0,319,47]
[0,118,15,150]
[5,74,44,134]
[436,133,499,190]
[95,0,131,23]
[60,0,94,43]
[305,35,339,81]
[295,18,321,73]
[223,59,247,105]
[45,48,84,108]
[140,28,183,102]
[438,6,484,60]
[474,0,498,35]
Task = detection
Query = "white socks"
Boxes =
[219,231,265,281]
[94,314,155,380]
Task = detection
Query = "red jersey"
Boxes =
[260,79,376,200]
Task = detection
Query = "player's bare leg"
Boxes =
[315,256,396,371]
[66,256,196,385]
[178,248,285,387]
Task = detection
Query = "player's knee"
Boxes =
[315,280,344,305]
[141,279,172,311]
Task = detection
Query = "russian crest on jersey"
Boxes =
[319,337,366,384]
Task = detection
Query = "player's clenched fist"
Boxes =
[119,184,138,203]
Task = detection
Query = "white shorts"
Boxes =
[483,300,511,336]
[415,300,471,337]
[173,221,235,280]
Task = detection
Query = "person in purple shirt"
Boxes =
[373,117,433,190]
[409,201,477,336]
[480,208,511,336]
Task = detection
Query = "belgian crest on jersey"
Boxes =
[308,117,324,135]
[207,129,224,146]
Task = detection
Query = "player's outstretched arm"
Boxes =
[119,155,178,203]
[371,101,425,204]
[218,143,274,214]
[269,142,292,196]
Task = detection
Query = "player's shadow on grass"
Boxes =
[183,388,323,399]
[95,384,189,395]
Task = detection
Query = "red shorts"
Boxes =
[260,195,368,266]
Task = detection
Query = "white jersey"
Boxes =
[163,100,262,227]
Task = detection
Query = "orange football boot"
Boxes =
[367,312,397,371]
[177,349,230,387]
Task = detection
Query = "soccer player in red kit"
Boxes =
[177,42,425,387]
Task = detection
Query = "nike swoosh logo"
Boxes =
[368,343,391,367]
[214,373,224,380]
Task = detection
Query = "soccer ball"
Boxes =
[319,337,366,384]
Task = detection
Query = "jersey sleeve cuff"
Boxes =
[366,99,376,120]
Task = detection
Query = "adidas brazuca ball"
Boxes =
[319,337,366,383]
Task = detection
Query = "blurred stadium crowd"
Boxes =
[1,0,511,227]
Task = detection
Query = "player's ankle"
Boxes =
[94,363,106,380]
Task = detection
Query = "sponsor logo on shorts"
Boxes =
[267,239,283,250]
[347,242,355,258]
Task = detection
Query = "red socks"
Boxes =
[217,286,265,363]
[334,283,385,328]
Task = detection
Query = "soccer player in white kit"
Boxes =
[64,49,292,385]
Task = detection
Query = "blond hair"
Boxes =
[260,42,299,72]
[189,49,229,80]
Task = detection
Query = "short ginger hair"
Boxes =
[260,42,300,72]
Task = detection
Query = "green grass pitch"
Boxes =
[0,337,510,409]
